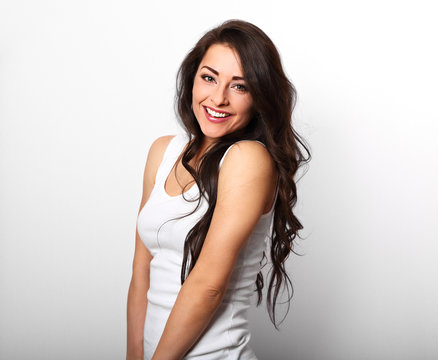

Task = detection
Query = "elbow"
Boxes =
[187,281,225,308]
[203,286,224,304]
[183,270,227,306]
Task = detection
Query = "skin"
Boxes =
[127,43,278,360]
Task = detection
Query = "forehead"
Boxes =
[199,43,244,76]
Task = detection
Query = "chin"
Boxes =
[201,131,224,141]
[199,122,228,138]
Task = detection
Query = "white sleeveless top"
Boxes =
[137,132,278,360]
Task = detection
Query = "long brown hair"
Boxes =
[174,19,311,329]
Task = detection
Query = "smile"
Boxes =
[203,106,231,119]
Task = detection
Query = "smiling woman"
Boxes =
[126,19,311,360]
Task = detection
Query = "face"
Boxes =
[192,43,253,147]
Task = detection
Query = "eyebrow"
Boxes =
[200,65,245,81]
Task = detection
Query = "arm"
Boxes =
[151,141,277,360]
[126,135,176,360]
[126,231,152,360]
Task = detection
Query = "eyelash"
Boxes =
[200,74,247,92]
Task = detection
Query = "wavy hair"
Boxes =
[173,19,311,329]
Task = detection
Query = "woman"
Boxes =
[127,19,310,360]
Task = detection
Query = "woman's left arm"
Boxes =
[151,142,277,360]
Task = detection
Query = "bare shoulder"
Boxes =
[220,140,276,176]
[146,135,176,178]
[140,135,175,205]
[218,140,277,213]
[149,135,176,162]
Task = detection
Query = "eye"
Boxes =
[201,74,215,83]
[234,84,247,92]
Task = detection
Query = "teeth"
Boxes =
[206,107,229,118]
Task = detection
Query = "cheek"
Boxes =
[192,83,204,121]
[192,78,206,102]
[236,98,253,118]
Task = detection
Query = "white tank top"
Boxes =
[137,132,278,360]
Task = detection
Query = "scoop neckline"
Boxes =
[162,174,198,199]
[160,134,199,199]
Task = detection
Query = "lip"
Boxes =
[202,106,232,123]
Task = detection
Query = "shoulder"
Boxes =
[150,134,176,157]
[148,135,176,167]
[220,140,275,175]
[218,140,277,208]
[142,135,176,187]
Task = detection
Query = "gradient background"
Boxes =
[1,0,437,359]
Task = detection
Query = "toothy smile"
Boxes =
[204,106,231,118]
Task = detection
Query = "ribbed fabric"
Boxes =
[136,132,277,360]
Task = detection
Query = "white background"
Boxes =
[1,1,437,359]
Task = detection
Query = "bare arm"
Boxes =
[151,141,277,360]
[126,230,152,360]
[126,135,175,360]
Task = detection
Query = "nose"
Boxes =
[211,84,229,106]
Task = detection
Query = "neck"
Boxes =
[189,136,217,169]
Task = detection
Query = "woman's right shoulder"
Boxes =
[147,134,176,168]
[142,135,176,185]
[149,134,176,158]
